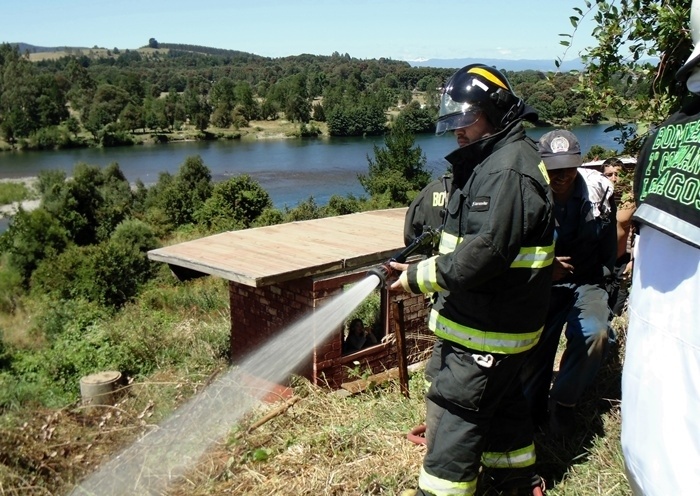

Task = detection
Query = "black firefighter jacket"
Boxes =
[404,121,555,355]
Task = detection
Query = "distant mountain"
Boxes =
[408,57,585,72]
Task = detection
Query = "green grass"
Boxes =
[0,270,632,495]
[0,182,34,205]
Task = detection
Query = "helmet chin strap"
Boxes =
[490,88,523,128]
[500,100,524,128]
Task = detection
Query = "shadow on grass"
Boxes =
[534,330,625,490]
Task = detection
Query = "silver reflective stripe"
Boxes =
[429,309,541,354]
[416,257,444,293]
[635,203,700,249]
[510,243,555,268]
[439,232,461,254]
[418,466,476,496]
[481,443,537,468]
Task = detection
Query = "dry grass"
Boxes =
[26,47,170,62]
[0,314,632,496]
[168,377,427,496]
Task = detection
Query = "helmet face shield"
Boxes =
[435,109,481,135]
[435,63,525,134]
[436,91,482,135]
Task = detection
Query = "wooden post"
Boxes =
[394,299,409,398]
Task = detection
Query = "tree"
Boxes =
[285,94,311,123]
[358,118,431,206]
[64,116,81,137]
[148,155,213,227]
[396,101,435,134]
[0,207,69,286]
[148,38,159,49]
[194,175,273,231]
[182,87,211,131]
[566,0,693,152]
[0,46,67,142]
[119,102,145,133]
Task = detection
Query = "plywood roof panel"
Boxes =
[148,208,408,287]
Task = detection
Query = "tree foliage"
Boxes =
[565,0,693,152]
[358,118,431,206]
[194,175,273,232]
[146,155,213,228]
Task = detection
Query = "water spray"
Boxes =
[366,227,440,288]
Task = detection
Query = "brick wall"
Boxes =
[229,270,434,390]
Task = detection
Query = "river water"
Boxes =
[0,124,626,231]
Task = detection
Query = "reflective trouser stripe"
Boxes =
[510,243,555,268]
[418,466,477,496]
[429,309,542,354]
[416,256,445,293]
[481,443,537,469]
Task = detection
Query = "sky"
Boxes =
[2,0,598,62]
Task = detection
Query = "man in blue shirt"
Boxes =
[521,129,617,436]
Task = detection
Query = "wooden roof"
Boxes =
[147,208,408,287]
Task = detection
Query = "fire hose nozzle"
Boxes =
[366,226,441,288]
[366,262,393,288]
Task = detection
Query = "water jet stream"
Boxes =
[70,275,381,495]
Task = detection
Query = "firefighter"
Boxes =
[622,1,700,492]
[403,172,452,252]
[391,64,554,496]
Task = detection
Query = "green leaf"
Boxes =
[252,448,270,462]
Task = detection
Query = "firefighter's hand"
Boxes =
[389,261,409,292]
[553,256,574,282]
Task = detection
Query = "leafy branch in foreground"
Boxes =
[563,0,693,153]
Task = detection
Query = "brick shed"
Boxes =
[147,208,434,389]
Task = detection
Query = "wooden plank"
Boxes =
[148,208,408,287]
[341,369,400,394]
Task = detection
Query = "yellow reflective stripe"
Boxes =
[510,243,555,268]
[429,309,542,354]
[439,232,461,254]
[467,66,508,90]
[416,257,445,293]
[481,443,537,469]
[539,161,550,184]
[419,466,476,496]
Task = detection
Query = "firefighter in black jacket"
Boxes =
[391,64,554,496]
[404,173,452,250]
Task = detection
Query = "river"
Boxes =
[0,124,627,231]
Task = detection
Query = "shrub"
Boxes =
[252,207,284,227]
[28,127,74,150]
[0,208,69,286]
[0,182,31,204]
[146,156,213,228]
[320,194,365,217]
[0,264,24,313]
[284,196,322,222]
[110,218,159,254]
[194,175,273,231]
[31,225,158,309]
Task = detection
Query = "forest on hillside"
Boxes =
[0,41,648,151]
